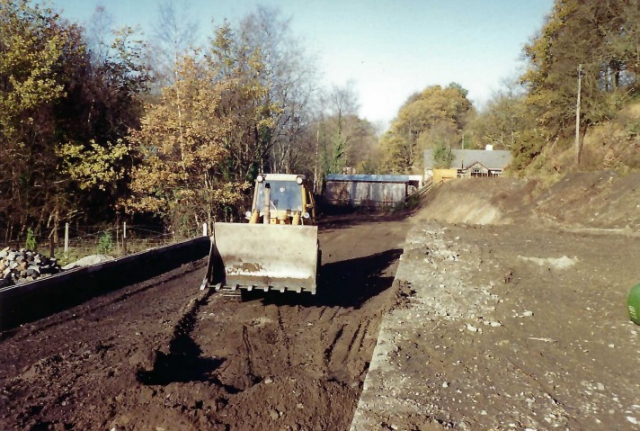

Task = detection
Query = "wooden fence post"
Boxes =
[64,223,69,256]
[123,222,127,255]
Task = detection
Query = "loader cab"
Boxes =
[249,174,316,225]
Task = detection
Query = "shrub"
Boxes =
[98,231,113,254]
[25,228,36,250]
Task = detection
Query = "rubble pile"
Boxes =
[0,247,62,288]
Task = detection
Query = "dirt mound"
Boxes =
[353,219,640,431]
[420,172,640,231]
[533,171,640,230]
[417,177,535,225]
[352,173,640,430]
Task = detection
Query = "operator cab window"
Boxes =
[255,181,303,211]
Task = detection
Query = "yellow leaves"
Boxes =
[378,84,473,173]
[58,140,129,191]
[123,21,277,223]
[123,55,249,219]
[0,1,66,116]
[392,85,471,136]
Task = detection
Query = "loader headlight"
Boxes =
[296,176,303,185]
[256,175,264,183]
[245,211,252,219]
[303,212,310,219]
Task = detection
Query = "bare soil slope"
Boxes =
[351,174,640,431]
[421,172,640,231]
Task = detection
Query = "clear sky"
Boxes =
[53,0,554,128]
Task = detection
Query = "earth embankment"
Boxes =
[420,172,640,231]
[351,174,640,431]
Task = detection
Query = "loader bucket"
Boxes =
[200,223,319,294]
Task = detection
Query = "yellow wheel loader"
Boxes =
[201,174,320,295]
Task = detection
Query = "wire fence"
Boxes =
[1,223,205,267]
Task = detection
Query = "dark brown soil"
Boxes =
[0,214,411,431]
[3,172,640,431]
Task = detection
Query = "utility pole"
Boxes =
[575,64,583,165]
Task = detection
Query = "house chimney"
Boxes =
[485,144,493,151]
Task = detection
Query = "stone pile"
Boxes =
[0,247,62,288]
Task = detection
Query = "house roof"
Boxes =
[424,149,512,170]
[325,174,417,183]
[465,161,491,171]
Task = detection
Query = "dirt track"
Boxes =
[0,213,411,431]
[2,173,640,431]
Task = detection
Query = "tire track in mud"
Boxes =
[0,214,412,431]
[324,324,347,369]
[241,325,258,384]
[344,323,363,359]
[351,320,374,380]
[276,306,293,368]
[343,321,368,377]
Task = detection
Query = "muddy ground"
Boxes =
[2,172,640,431]
[0,213,412,431]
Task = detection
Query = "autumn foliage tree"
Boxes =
[56,25,149,222]
[0,0,149,242]
[519,0,640,168]
[0,0,67,240]
[123,23,276,232]
[379,83,473,173]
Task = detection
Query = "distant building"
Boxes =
[424,147,512,180]
[324,174,423,208]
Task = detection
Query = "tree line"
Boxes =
[377,0,640,175]
[3,0,640,243]
[0,0,378,242]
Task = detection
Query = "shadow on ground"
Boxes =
[249,248,403,308]
[136,289,241,392]
[317,206,415,234]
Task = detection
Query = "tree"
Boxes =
[150,0,199,89]
[432,141,454,169]
[124,21,278,230]
[0,0,70,240]
[208,22,278,184]
[124,55,245,231]
[379,83,473,173]
[324,83,359,173]
[0,1,150,242]
[237,6,319,175]
[55,24,150,227]
[86,4,114,63]
[467,80,532,151]
[520,0,640,167]
[311,82,379,177]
